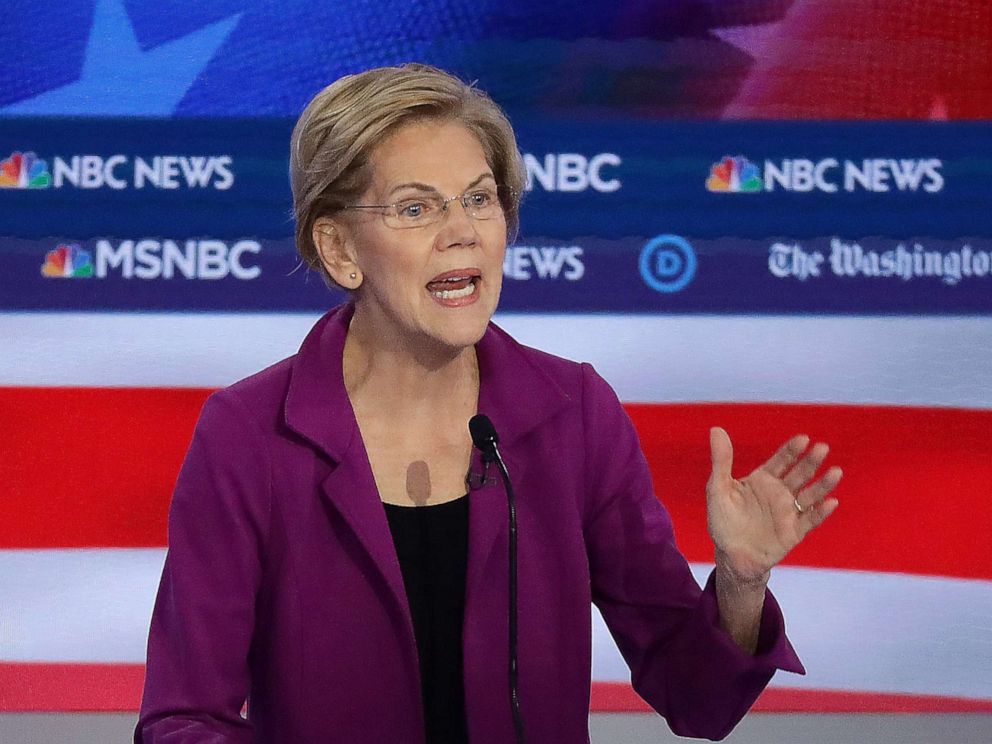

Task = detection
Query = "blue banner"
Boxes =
[2,119,991,313]
[4,233,991,314]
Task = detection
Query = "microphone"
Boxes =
[468,414,526,744]
[469,414,499,463]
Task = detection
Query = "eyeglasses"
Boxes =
[344,185,508,229]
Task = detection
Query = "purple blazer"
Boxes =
[136,303,803,743]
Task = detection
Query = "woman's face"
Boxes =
[336,118,507,354]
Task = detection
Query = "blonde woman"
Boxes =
[136,64,840,744]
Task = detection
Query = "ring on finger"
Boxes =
[793,497,806,514]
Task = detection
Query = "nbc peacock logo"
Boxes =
[0,151,52,189]
[41,244,94,278]
[706,155,763,193]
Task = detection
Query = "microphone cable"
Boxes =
[469,414,526,744]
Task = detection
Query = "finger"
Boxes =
[800,496,839,534]
[759,434,810,479]
[783,442,830,493]
[709,427,734,486]
[795,466,843,511]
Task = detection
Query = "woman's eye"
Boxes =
[468,190,494,206]
[397,201,428,219]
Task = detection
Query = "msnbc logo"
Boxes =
[706,156,761,193]
[0,151,51,189]
[42,244,94,278]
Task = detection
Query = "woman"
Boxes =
[136,64,841,743]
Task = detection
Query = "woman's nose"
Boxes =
[437,196,479,248]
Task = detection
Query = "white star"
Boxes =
[2,0,241,116]
[711,22,786,61]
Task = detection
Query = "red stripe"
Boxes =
[625,403,992,581]
[0,387,211,548]
[3,664,990,714]
[2,388,991,580]
[0,663,145,712]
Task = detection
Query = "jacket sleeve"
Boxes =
[580,363,804,741]
[135,389,271,743]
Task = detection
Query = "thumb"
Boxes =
[709,426,734,485]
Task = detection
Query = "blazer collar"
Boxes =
[284,303,359,461]
[284,302,572,462]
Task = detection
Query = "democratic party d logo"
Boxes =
[0,151,51,189]
[706,155,762,193]
[639,235,697,293]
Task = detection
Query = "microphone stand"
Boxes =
[491,440,526,744]
[469,416,526,744]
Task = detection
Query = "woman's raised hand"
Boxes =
[705,427,842,585]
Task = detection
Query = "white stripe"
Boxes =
[2,312,991,408]
[2,550,990,701]
[593,564,992,700]
[0,313,317,391]
[0,549,164,663]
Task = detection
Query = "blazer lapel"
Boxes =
[464,446,508,609]
[318,441,412,640]
[465,321,573,611]
[283,304,412,643]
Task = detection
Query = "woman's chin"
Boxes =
[422,291,497,348]
[428,316,491,352]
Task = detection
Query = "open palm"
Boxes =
[706,427,842,583]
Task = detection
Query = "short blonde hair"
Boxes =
[290,64,526,283]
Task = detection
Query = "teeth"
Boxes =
[432,280,477,301]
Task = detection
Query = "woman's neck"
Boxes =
[342,303,480,416]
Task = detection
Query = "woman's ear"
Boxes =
[313,217,363,289]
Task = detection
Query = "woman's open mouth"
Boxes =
[426,270,482,306]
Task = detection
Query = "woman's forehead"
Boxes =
[369,119,491,190]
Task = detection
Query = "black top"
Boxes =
[384,495,470,744]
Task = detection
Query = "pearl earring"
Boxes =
[349,272,357,280]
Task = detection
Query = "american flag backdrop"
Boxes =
[2,0,992,719]
[3,312,992,713]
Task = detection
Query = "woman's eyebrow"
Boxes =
[465,173,496,188]
[386,173,495,198]
[386,181,439,197]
